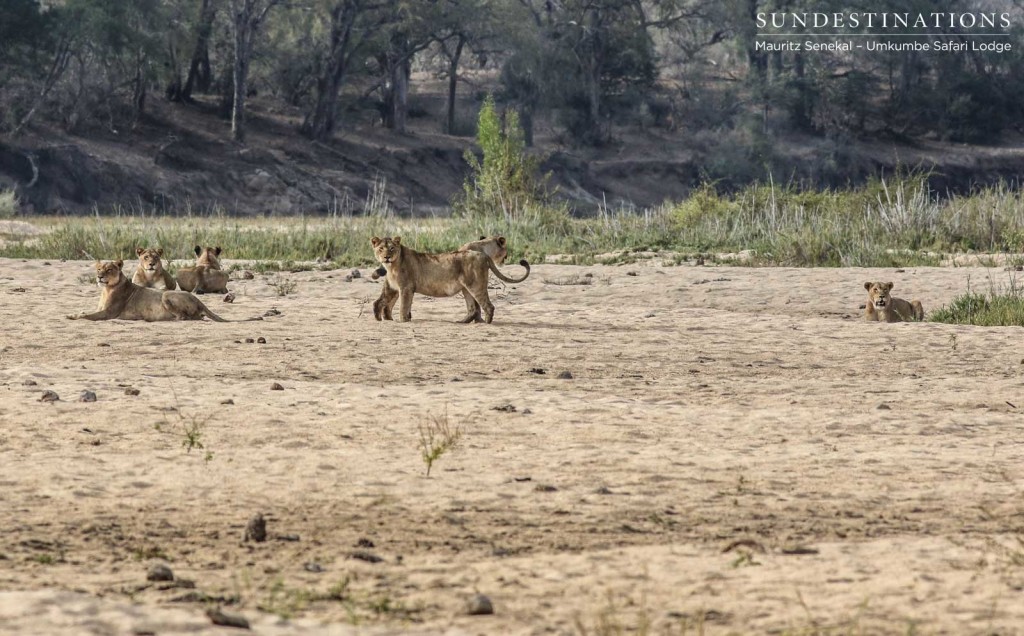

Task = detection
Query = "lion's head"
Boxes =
[194,245,223,268]
[95,260,125,288]
[462,235,508,265]
[864,281,895,309]
[371,236,402,265]
[135,247,165,274]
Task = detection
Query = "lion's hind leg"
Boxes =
[161,292,205,320]
[911,300,925,321]
[463,285,494,324]
[459,291,482,323]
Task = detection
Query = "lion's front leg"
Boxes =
[396,286,414,322]
[374,281,398,321]
[67,308,117,321]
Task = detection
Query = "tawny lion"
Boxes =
[863,281,925,322]
[371,236,530,323]
[131,247,177,290]
[68,260,260,322]
[175,245,230,294]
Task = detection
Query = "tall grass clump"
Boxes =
[664,171,1024,266]
[930,276,1024,326]
[454,94,571,235]
[0,189,18,218]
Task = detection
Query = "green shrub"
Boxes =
[930,278,1024,327]
[455,94,569,229]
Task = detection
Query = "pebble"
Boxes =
[349,551,383,563]
[40,390,60,402]
[146,564,174,582]
[534,484,558,493]
[270,383,284,391]
[303,562,324,573]
[626,271,638,277]
[876,403,891,410]
[356,538,375,548]
[521,408,532,415]
[350,269,362,279]
[466,594,494,616]
[125,388,140,396]
[256,337,266,344]
[223,292,235,303]
[244,514,267,542]
[221,399,235,405]
[263,308,281,317]
[206,607,250,629]
[244,338,255,343]
[556,370,573,380]
[23,379,37,386]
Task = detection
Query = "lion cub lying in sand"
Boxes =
[371,236,529,323]
[175,245,230,294]
[68,260,259,322]
[132,247,177,290]
[864,281,925,322]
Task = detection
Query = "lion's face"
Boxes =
[135,247,164,273]
[194,245,222,268]
[371,236,402,265]
[95,260,125,288]
[864,281,894,309]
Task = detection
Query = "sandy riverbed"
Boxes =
[1,258,1023,635]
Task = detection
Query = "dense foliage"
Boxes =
[2,0,1023,147]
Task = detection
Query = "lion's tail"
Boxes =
[198,300,263,322]
[487,258,530,284]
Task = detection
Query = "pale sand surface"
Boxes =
[2,258,1024,635]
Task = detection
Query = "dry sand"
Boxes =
[2,258,1024,635]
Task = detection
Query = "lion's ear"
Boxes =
[94,260,103,269]
[156,248,163,256]
[863,282,872,291]
[115,259,124,270]
[479,236,486,241]
[371,237,381,247]
[497,236,507,247]
[885,282,894,291]
[194,245,202,256]
[214,246,222,256]
[392,236,401,245]
[136,247,144,256]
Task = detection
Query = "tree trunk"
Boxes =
[133,46,148,122]
[583,8,602,143]
[231,15,249,142]
[444,35,465,134]
[183,0,217,100]
[304,0,358,141]
[391,56,408,134]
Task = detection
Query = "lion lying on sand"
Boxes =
[864,281,925,322]
[175,246,230,294]
[68,260,259,322]
[131,247,177,290]
[371,236,530,323]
